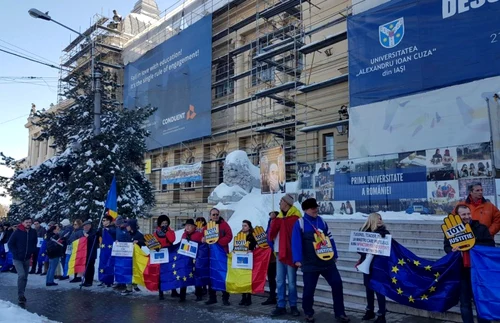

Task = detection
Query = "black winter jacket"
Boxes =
[7,224,38,261]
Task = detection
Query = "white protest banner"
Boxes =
[150,248,169,264]
[231,252,253,270]
[65,244,72,255]
[348,231,392,256]
[178,239,198,259]
[111,242,134,257]
[37,237,44,248]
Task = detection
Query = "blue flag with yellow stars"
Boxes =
[470,245,500,320]
[37,239,48,267]
[98,229,115,285]
[369,239,461,312]
[160,244,196,291]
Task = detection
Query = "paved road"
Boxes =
[0,272,453,323]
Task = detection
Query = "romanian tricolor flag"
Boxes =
[68,237,87,276]
[105,176,118,219]
[210,244,271,294]
[132,245,160,291]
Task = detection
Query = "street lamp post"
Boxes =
[28,8,102,136]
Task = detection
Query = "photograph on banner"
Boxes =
[297,190,316,203]
[260,147,285,194]
[400,198,431,215]
[457,142,492,178]
[297,163,315,190]
[426,147,457,182]
[458,178,495,202]
[496,179,500,209]
[161,162,203,185]
[334,155,427,205]
[397,150,426,168]
[427,180,459,214]
[318,200,355,215]
[334,160,355,174]
[457,160,493,179]
[315,162,334,193]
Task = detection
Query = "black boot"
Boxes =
[239,294,246,306]
[245,294,252,306]
[205,298,217,305]
[171,289,179,297]
[159,290,164,300]
[261,296,277,305]
[374,315,386,323]
[362,310,375,320]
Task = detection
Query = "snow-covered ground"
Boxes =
[0,300,59,323]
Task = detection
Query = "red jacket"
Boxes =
[268,205,302,267]
[203,219,233,253]
[153,227,176,248]
[181,230,203,243]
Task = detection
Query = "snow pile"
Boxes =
[0,300,59,323]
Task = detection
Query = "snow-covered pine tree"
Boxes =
[6,69,156,223]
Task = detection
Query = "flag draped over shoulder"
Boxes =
[98,230,115,285]
[68,237,87,276]
[37,239,48,268]
[369,239,461,312]
[210,244,271,294]
[160,245,196,291]
[470,245,500,320]
[132,245,159,291]
[105,176,118,219]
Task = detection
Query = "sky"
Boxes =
[0,0,178,204]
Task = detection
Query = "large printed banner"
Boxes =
[348,76,498,159]
[123,15,213,150]
[348,0,500,107]
[260,147,285,194]
[161,162,202,185]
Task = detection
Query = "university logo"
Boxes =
[379,17,405,49]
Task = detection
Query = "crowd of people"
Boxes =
[1,182,499,323]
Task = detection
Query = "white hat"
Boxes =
[61,219,70,226]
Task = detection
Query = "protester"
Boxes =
[203,208,233,306]
[122,219,145,295]
[99,215,117,240]
[455,183,500,237]
[262,211,278,306]
[154,214,178,299]
[357,213,389,323]
[179,219,203,302]
[81,220,98,287]
[59,218,72,280]
[7,217,38,305]
[113,216,128,291]
[238,220,257,306]
[30,220,46,274]
[268,194,302,317]
[68,219,84,283]
[444,205,495,323]
[195,216,208,296]
[45,224,66,287]
[292,198,350,323]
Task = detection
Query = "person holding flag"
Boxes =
[154,214,178,299]
[179,219,203,302]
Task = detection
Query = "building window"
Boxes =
[252,41,275,86]
[323,133,334,161]
[215,59,234,99]
[184,156,196,190]
[161,161,168,191]
[217,151,227,185]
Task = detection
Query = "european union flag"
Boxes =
[114,255,133,284]
[370,240,461,312]
[37,239,48,268]
[98,229,115,285]
[470,245,500,320]
[160,244,196,291]
[195,244,210,287]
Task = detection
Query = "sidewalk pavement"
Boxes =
[0,272,453,323]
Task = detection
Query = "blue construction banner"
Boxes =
[348,0,500,107]
[124,15,213,150]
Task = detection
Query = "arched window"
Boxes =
[217,151,227,185]
[184,156,196,190]
[161,161,168,191]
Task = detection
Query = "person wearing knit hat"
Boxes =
[268,193,302,317]
[154,214,177,299]
[292,198,350,323]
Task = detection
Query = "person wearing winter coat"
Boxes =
[357,213,390,323]
[268,194,302,317]
[81,220,98,287]
[179,219,204,302]
[7,217,38,305]
[45,224,66,287]
[292,198,349,323]
[154,214,178,299]
[30,220,46,274]
[444,205,495,323]
[202,208,233,305]
[59,218,73,280]
[122,219,145,295]
[238,220,257,306]
[68,219,84,283]
[99,215,117,241]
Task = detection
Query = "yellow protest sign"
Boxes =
[204,221,219,244]
[441,214,476,251]
[233,232,250,253]
[252,226,269,249]
[313,230,334,261]
[144,234,161,250]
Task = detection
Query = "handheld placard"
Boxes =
[441,214,476,251]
